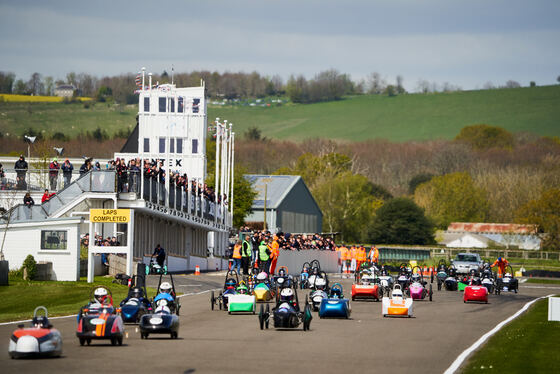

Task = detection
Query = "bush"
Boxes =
[9,268,23,280]
[368,197,435,245]
[21,254,37,280]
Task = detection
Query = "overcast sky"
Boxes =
[1,0,559,91]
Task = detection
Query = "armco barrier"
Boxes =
[276,250,340,274]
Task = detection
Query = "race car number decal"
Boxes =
[150,317,163,325]
[89,318,106,325]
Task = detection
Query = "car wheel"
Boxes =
[118,337,123,346]
[86,338,91,346]
[79,337,85,346]
[259,305,264,330]
[111,338,117,346]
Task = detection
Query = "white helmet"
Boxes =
[256,272,267,281]
[160,282,172,294]
[280,288,294,302]
[94,287,108,303]
[156,299,168,307]
[315,277,326,289]
[155,305,170,314]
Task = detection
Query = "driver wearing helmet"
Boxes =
[278,287,297,309]
[411,273,421,283]
[92,287,110,305]
[491,257,509,278]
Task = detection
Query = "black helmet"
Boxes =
[130,287,143,299]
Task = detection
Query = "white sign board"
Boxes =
[548,297,560,321]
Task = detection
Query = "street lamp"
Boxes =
[24,135,36,160]
[257,177,273,231]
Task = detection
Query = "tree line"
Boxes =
[2,69,547,106]
[235,125,560,249]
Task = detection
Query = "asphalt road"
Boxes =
[1,274,558,374]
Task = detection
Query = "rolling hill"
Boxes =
[1,85,559,142]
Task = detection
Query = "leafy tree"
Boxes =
[275,152,389,242]
[21,254,37,280]
[516,188,560,250]
[368,198,434,245]
[408,173,435,194]
[455,124,514,150]
[386,84,396,97]
[27,72,44,96]
[96,86,112,102]
[414,172,488,228]
[13,79,28,94]
[244,126,266,141]
[0,71,15,93]
[314,171,383,242]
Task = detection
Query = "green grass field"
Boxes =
[210,85,560,142]
[461,297,560,373]
[1,85,559,141]
[0,101,137,139]
[0,277,156,322]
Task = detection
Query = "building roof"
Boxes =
[447,222,537,234]
[245,175,301,210]
[55,85,76,90]
[441,232,500,247]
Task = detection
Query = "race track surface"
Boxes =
[1,273,557,374]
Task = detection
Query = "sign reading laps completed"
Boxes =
[90,209,130,223]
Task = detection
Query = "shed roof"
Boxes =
[245,175,301,210]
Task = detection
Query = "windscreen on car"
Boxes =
[456,254,478,262]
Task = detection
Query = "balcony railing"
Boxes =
[2,169,231,227]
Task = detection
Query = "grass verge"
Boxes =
[525,278,560,284]
[0,276,156,323]
[461,297,560,373]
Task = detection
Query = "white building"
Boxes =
[1,71,234,281]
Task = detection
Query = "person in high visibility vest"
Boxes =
[232,240,242,274]
[269,236,280,274]
[339,245,349,275]
[357,246,366,270]
[369,245,379,265]
[349,246,358,274]
[258,240,271,273]
[491,257,509,278]
[241,238,252,275]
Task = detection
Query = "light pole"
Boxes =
[24,135,36,160]
[258,177,273,231]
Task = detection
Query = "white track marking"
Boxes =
[0,314,78,326]
[443,293,555,374]
[177,288,220,298]
[1,288,220,325]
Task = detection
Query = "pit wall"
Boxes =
[141,254,229,273]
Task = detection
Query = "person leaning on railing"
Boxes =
[23,192,35,207]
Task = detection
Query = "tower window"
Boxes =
[144,97,150,112]
[159,138,165,153]
[159,97,166,112]
[169,98,175,113]
[178,97,184,113]
[192,139,198,154]
[176,138,183,154]
[143,138,150,152]
[192,98,200,114]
